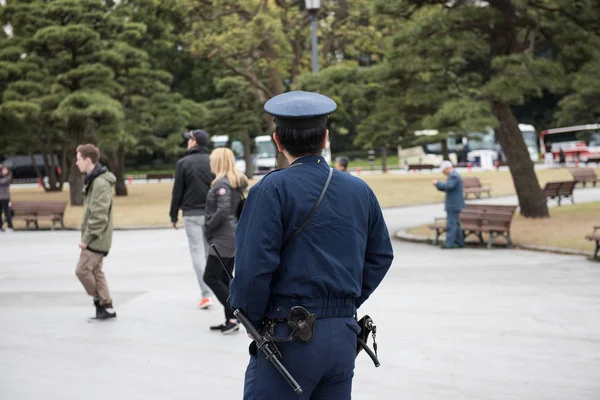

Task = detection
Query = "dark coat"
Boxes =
[169,146,214,223]
[204,176,247,258]
[229,155,394,328]
[435,170,466,212]
[0,172,11,200]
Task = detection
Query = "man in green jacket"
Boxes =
[75,144,117,320]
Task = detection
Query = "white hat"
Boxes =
[439,160,453,172]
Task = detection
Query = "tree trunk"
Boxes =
[491,101,548,218]
[42,145,61,192]
[69,155,84,206]
[241,131,254,179]
[441,138,450,161]
[59,146,68,191]
[68,119,85,206]
[381,147,388,172]
[111,143,128,196]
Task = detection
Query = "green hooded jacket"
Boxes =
[81,165,116,254]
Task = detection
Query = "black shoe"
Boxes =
[210,323,227,331]
[95,306,117,320]
[93,298,101,318]
[222,320,240,334]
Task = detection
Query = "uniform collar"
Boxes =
[289,155,327,167]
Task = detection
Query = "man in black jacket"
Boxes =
[170,129,215,309]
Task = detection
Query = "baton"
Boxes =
[210,244,303,395]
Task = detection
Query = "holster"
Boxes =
[356,315,380,367]
[265,306,317,344]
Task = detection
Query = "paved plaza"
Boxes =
[1,200,600,399]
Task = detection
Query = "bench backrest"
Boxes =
[459,204,516,229]
[558,180,576,195]
[571,168,598,181]
[11,201,67,215]
[462,177,482,189]
[462,204,516,215]
[543,181,575,196]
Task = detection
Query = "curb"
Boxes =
[394,230,597,258]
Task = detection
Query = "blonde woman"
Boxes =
[203,147,248,334]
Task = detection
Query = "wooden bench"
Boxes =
[542,181,576,206]
[428,204,517,249]
[570,168,598,187]
[146,173,174,182]
[462,177,492,199]
[11,201,67,230]
[407,164,435,171]
[586,226,600,259]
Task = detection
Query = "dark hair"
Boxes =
[76,144,101,164]
[335,156,349,169]
[275,125,327,157]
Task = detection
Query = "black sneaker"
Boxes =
[222,320,240,334]
[96,306,117,320]
[210,323,227,331]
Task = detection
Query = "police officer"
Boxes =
[229,91,394,399]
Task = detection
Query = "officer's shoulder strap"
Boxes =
[282,167,333,249]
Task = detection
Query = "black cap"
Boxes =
[183,129,209,147]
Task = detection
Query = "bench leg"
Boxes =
[476,193,481,199]
[506,232,513,249]
[557,196,562,206]
[60,219,65,229]
[434,229,440,245]
[478,232,484,244]
[25,220,29,230]
[34,220,39,230]
[594,241,600,259]
[51,220,55,231]
[487,233,495,249]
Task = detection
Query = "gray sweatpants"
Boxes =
[183,216,212,298]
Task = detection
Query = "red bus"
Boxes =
[540,124,600,163]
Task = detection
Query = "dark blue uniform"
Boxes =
[230,155,394,399]
[435,169,466,247]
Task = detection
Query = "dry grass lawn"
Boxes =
[408,202,600,253]
[9,167,600,232]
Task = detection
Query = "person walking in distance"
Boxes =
[0,165,13,232]
[203,147,248,334]
[170,129,215,309]
[433,160,466,249]
[75,144,117,320]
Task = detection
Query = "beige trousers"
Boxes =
[75,249,112,306]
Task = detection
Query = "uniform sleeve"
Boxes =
[169,162,184,223]
[229,185,283,328]
[82,180,112,246]
[205,184,232,235]
[357,191,394,309]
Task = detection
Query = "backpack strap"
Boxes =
[282,167,333,249]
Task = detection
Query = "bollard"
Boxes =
[495,160,499,171]
[467,162,472,173]
[37,178,42,188]
[575,158,579,167]
[127,175,132,185]
[357,167,361,176]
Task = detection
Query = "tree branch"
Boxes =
[223,60,273,98]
